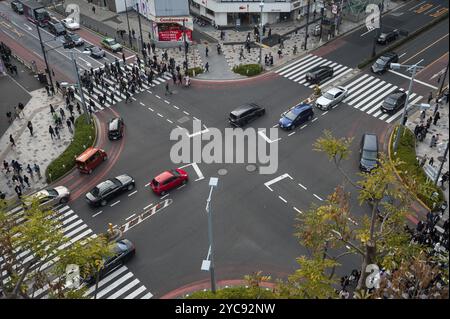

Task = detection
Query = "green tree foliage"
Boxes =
[0,197,113,299]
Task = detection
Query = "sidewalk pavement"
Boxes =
[0,88,80,200]
[405,91,449,221]
[57,0,401,80]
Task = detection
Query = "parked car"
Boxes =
[101,37,122,52]
[150,169,188,196]
[27,186,71,208]
[377,29,399,45]
[85,45,106,58]
[228,103,265,127]
[61,17,80,30]
[108,117,124,140]
[86,174,135,207]
[11,0,24,14]
[371,52,398,74]
[64,32,84,46]
[83,239,135,285]
[47,17,66,36]
[305,65,334,84]
[279,103,314,130]
[359,133,378,172]
[315,86,348,110]
[381,89,407,114]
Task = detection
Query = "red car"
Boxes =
[150,169,188,195]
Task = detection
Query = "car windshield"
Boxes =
[152,179,159,187]
[323,92,334,100]
[90,187,100,196]
[385,97,397,105]
[170,169,180,177]
[115,242,129,253]
[284,110,298,121]
[376,58,388,66]
[46,189,58,197]
[70,33,79,40]
[363,150,378,160]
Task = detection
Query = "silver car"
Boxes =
[28,186,71,208]
[315,86,348,111]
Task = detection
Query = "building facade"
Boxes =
[189,0,329,27]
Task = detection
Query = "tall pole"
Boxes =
[371,0,383,58]
[304,0,311,50]
[393,64,418,152]
[438,61,449,98]
[206,186,216,293]
[36,23,54,89]
[259,1,264,67]
[136,3,144,52]
[124,0,132,48]
[434,142,449,186]
[183,19,189,72]
[70,51,90,124]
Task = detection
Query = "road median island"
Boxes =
[45,115,96,183]
[388,125,444,211]
[357,12,449,70]
[232,64,263,77]
[187,67,204,77]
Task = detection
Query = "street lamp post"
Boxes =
[183,18,189,72]
[202,177,219,293]
[136,3,145,52]
[70,50,91,124]
[391,62,424,152]
[438,61,449,98]
[259,1,264,67]
[371,0,384,58]
[36,23,54,89]
[304,0,311,50]
[124,0,132,48]
[435,142,449,186]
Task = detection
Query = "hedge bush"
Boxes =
[186,286,276,299]
[232,64,263,77]
[46,115,96,183]
[390,126,444,210]
[187,67,204,77]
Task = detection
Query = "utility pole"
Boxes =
[36,23,54,89]
[70,51,90,124]
[438,61,449,98]
[259,1,264,67]
[435,142,449,186]
[304,0,311,50]
[183,18,189,72]
[124,0,132,48]
[136,3,144,52]
[371,0,384,58]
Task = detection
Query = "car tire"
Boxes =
[60,197,69,204]
[182,179,187,185]
[308,114,313,121]
[88,169,93,174]
[100,199,107,207]
[160,191,166,196]
[103,156,107,161]
[127,183,135,191]
[291,124,296,130]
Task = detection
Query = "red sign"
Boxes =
[158,28,192,42]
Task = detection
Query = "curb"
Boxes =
[387,125,432,213]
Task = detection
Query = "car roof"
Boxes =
[309,65,332,72]
[76,147,101,162]
[326,87,344,95]
[292,103,312,113]
[363,133,378,150]
[388,90,406,98]
[231,103,260,116]
[155,170,175,182]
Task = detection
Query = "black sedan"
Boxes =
[85,45,106,59]
[84,239,136,285]
[381,90,407,114]
[371,52,398,74]
[86,174,135,207]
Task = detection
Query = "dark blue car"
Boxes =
[279,103,314,130]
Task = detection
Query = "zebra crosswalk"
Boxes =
[73,62,172,113]
[275,54,354,88]
[1,205,152,299]
[342,73,423,123]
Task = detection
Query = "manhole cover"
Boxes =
[218,168,228,176]
[246,164,257,172]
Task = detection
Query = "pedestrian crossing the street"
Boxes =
[342,73,423,123]
[1,205,153,299]
[275,54,354,88]
[72,62,172,114]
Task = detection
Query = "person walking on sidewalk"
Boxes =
[9,134,16,148]
[55,126,60,139]
[45,85,51,96]
[165,82,172,95]
[23,174,30,188]
[92,5,96,15]
[429,157,434,166]
[433,111,440,126]
[205,62,209,72]
[122,52,126,65]
[50,104,55,115]
[420,154,428,167]
[27,164,33,179]
[49,125,55,140]
[66,119,73,133]
[27,121,34,136]
[427,91,433,104]
[441,171,449,188]
[34,163,41,179]
[430,135,437,148]
[205,46,209,58]
[15,185,22,199]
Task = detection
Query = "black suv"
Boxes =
[371,52,398,74]
[377,29,399,45]
[381,90,407,114]
[108,117,124,140]
[11,1,23,14]
[47,18,66,36]
[229,103,265,127]
[305,66,334,84]
[359,133,378,172]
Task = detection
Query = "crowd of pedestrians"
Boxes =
[1,159,41,199]
[1,42,18,75]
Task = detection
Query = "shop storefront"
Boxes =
[152,17,193,42]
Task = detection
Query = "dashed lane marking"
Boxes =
[183,111,190,115]
[300,124,307,129]
[148,107,154,112]
[173,105,179,109]
[298,183,307,190]
[293,207,303,214]
[143,203,154,210]
[164,100,170,104]
[288,132,296,136]
[167,119,173,124]
[157,113,164,118]
[128,191,138,197]
[278,196,287,203]
[110,200,121,207]
[125,214,136,221]
[155,95,161,99]
[92,211,103,217]
[321,111,328,116]
[144,182,150,187]
[311,117,318,122]
[140,102,145,106]
[160,194,169,200]
[177,184,186,190]
[313,194,324,201]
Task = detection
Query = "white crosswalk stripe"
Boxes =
[276,54,354,87]
[341,74,423,123]
[2,205,152,299]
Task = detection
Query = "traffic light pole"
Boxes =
[70,51,91,124]
[136,3,145,52]
[36,23,54,89]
